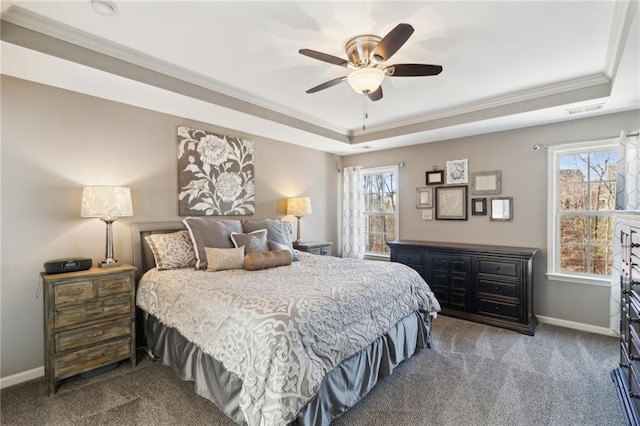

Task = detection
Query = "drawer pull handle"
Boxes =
[628,316,640,323]
[495,286,501,291]
[91,331,105,337]
[495,306,500,310]
[631,392,640,399]
[62,289,84,296]
[88,308,106,315]
[495,266,500,271]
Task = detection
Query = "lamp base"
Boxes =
[99,260,120,268]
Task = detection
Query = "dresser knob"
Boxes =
[495,266,500,271]
[495,286,500,291]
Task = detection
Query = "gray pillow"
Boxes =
[267,240,298,261]
[183,217,243,270]
[230,230,268,254]
[242,219,299,260]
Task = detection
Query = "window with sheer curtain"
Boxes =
[362,166,398,257]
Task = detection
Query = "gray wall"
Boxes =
[0,75,339,378]
[341,109,640,329]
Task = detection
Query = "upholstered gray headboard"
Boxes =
[131,221,185,282]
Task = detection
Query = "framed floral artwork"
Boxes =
[177,126,255,216]
[446,159,469,184]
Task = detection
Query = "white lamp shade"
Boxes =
[347,68,385,94]
[287,197,312,217]
[81,186,133,218]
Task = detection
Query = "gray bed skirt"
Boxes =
[145,311,433,426]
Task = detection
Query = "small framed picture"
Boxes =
[471,198,487,215]
[421,210,433,220]
[435,185,468,220]
[416,187,433,208]
[446,159,469,184]
[425,170,445,185]
[471,170,501,195]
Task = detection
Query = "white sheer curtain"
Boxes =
[610,130,640,333]
[342,166,365,259]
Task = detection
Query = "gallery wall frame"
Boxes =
[446,159,469,184]
[425,169,445,185]
[490,197,513,221]
[470,170,502,195]
[471,198,487,215]
[416,187,433,208]
[435,185,468,220]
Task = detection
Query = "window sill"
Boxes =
[545,272,611,287]
[364,253,390,261]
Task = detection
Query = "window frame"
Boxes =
[546,138,618,287]
[362,165,399,259]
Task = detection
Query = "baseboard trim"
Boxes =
[537,315,617,336]
[0,366,44,389]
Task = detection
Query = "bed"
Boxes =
[132,219,440,426]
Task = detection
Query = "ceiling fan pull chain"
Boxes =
[362,94,367,130]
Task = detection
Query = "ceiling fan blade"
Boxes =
[368,86,383,102]
[306,76,347,93]
[385,64,443,77]
[371,23,414,62]
[299,49,349,67]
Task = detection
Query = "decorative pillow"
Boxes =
[145,231,196,270]
[267,240,297,259]
[244,249,293,271]
[243,219,299,260]
[230,230,268,254]
[183,217,242,270]
[204,246,245,272]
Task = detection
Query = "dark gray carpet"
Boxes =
[1,316,625,425]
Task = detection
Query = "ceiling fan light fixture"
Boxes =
[347,68,385,94]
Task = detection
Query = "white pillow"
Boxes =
[204,246,245,271]
[145,231,196,270]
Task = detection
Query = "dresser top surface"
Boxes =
[387,240,538,256]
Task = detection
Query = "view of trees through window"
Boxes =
[363,169,397,255]
[557,149,617,275]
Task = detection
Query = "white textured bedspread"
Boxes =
[137,252,440,426]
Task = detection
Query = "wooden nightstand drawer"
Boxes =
[294,242,333,256]
[98,275,132,297]
[54,337,132,379]
[55,318,131,353]
[54,280,94,306]
[55,294,131,329]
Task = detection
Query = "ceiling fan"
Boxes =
[299,23,443,102]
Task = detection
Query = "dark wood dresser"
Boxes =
[388,240,537,335]
[42,264,137,395]
[612,213,640,425]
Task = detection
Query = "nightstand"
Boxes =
[42,264,137,395]
[293,241,333,256]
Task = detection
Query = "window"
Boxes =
[362,166,398,257]
[547,139,618,284]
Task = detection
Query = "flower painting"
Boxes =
[177,126,255,216]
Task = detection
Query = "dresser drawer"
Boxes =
[54,280,94,306]
[54,337,131,379]
[98,275,132,297]
[396,251,423,266]
[55,318,131,353]
[478,279,518,298]
[478,299,518,320]
[478,259,518,277]
[54,294,131,329]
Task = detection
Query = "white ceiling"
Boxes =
[1,0,639,155]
